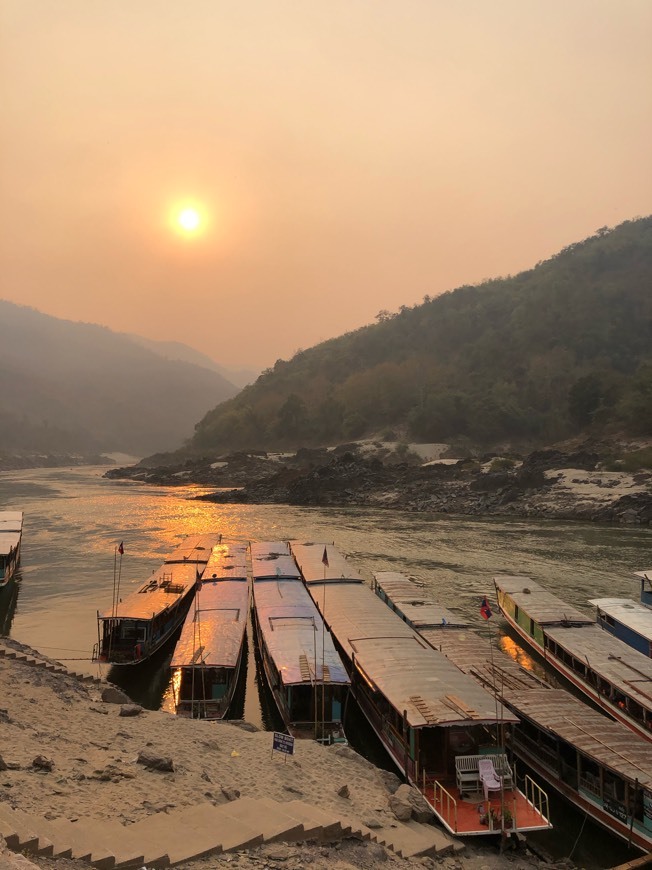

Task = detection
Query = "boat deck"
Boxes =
[425,778,550,835]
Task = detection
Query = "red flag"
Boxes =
[480,596,492,620]
[322,546,329,568]
[118,541,124,556]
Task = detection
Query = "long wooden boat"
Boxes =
[94,533,221,666]
[170,541,250,719]
[251,541,349,743]
[373,569,652,852]
[291,542,552,838]
[494,575,652,742]
[590,597,652,658]
[0,511,23,588]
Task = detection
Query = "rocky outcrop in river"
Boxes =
[104,442,652,525]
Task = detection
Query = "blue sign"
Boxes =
[272,732,295,756]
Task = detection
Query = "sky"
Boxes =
[1,1,651,370]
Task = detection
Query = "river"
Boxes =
[1,463,650,867]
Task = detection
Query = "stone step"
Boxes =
[374,819,458,858]
[283,801,347,840]
[220,797,305,843]
[0,804,55,857]
[43,817,119,866]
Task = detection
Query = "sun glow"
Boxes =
[169,202,207,239]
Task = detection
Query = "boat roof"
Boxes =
[305,575,516,728]
[545,623,652,712]
[171,576,250,668]
[253,578,349,687]
[427,628,548,694]
[635,570,652,583]
[589,598,652,641]
[165,533,222,564]
[291,541,364,584]
[0,511,23,531]
[494,575,593,626]
[0,532,21,556]
[99,561,197,620]
[502,687,652,790]
[202,541,248,581]
[251,541,302,580]
[374,571,469,629]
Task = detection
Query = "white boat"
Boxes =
[94,533,222,666]
[170,541,250,719]
[0,510,23,587]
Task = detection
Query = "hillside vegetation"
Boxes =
[191,217,652,453]
[0,302,238,455]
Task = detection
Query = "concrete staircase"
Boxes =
[0,640,102,685]
[0,797,459,868]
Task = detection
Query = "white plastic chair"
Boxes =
[478,758,502,801]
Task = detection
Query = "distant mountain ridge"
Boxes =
[0,302,239,455]
[126,335,258,388]
[189,216,652,453]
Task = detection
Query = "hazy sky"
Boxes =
[1,1,650,369]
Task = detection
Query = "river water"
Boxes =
[1,464,650,867]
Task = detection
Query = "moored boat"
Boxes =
[0,510,23,588]
[502,687,652,853]
[494,575,652,741]
[590,597,652,657]
[251,541,349,743]
[170,541,250,719]
[94,533,221,666]
[292,543,552,837]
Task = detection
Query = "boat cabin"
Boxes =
[0,510,23,586]
[590,597,652,658]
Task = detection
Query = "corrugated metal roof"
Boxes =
[374,571,469,629]
[303,569,515,728]
[494,575,593,626]
[253,578,349,687]
[503,687,652,790]
[589,598,652,642]
[165,533,222,564]
[545,623,652,712]
[291,541,364,584]
[425,629,547,693]
[202,541,248,581]
[251,541,301,580]
[99,561,197,620]
[171,577,250,668]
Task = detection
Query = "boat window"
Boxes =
[603,770,626,802]
[628,698,644,723]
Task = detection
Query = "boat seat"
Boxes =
[454,755,481,795]
[478,758,502,801]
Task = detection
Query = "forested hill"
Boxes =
[191,217,652,453]
[0,302,239,455]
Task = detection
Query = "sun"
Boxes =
[177,207,201,233]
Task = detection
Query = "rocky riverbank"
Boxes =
[106,442,652,525]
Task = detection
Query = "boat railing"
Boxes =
[524,773,550,824]
[424,770,458,833]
